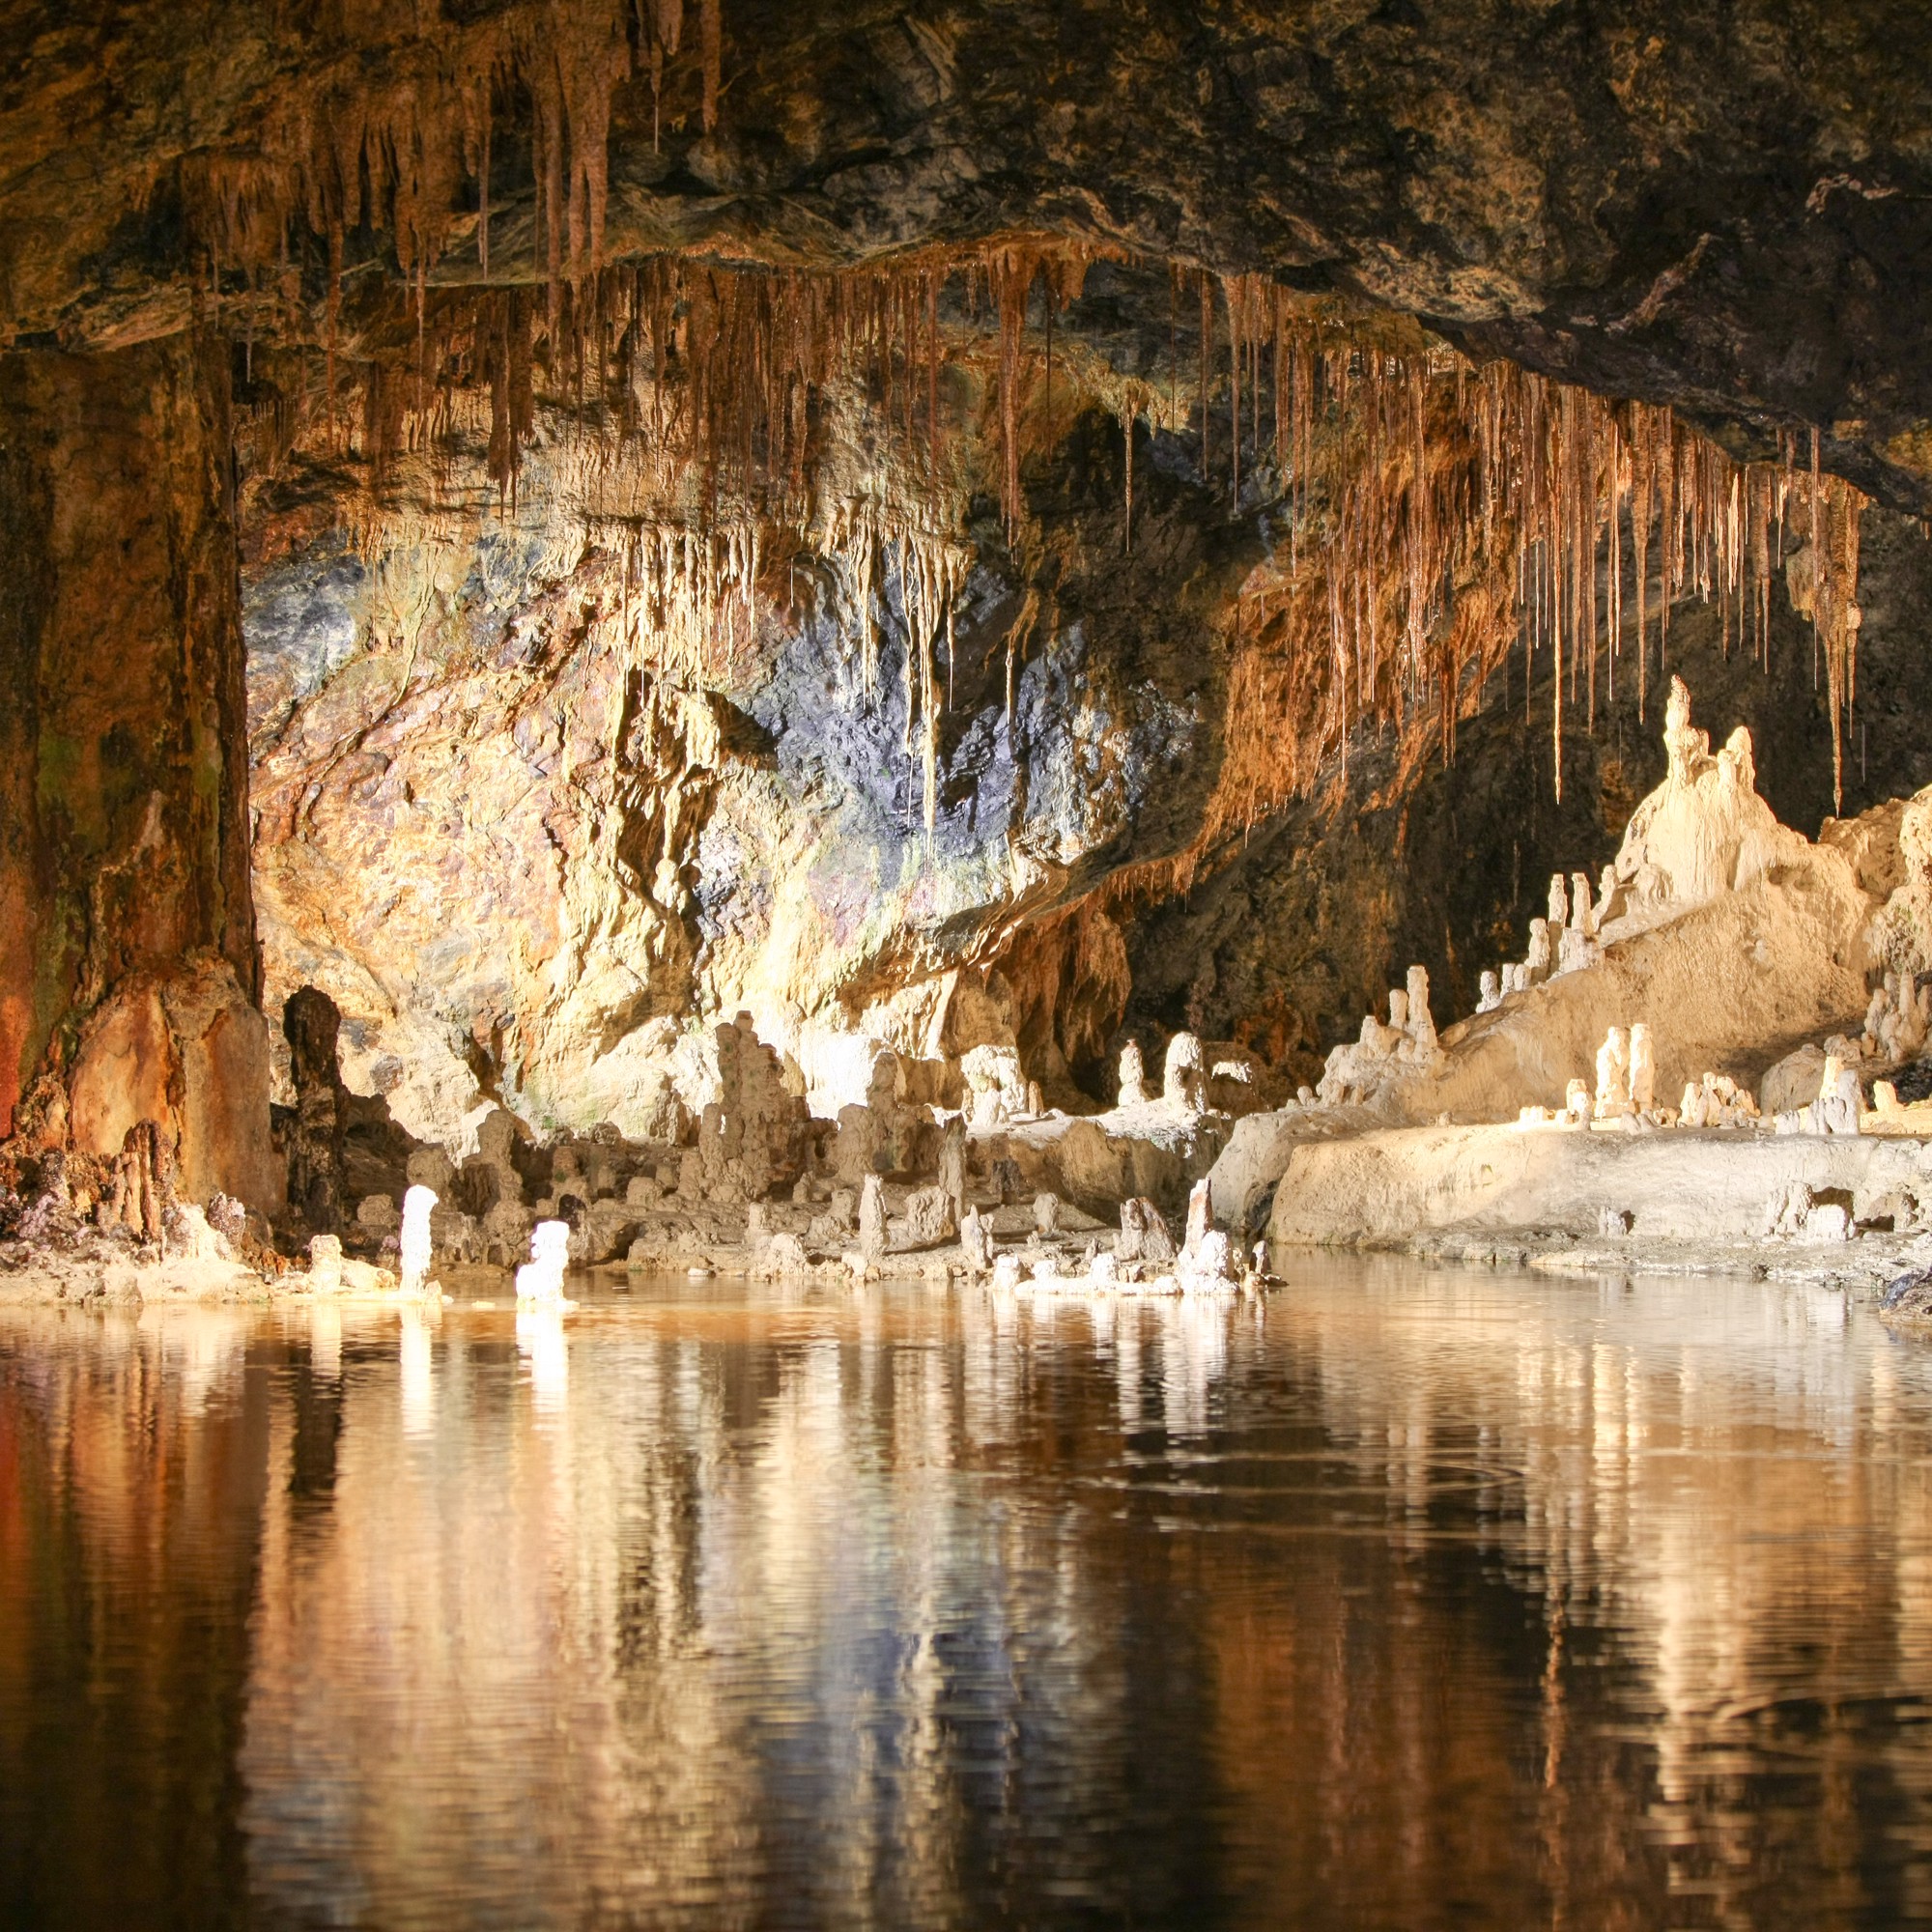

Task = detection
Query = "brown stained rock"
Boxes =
[0,334,270,1208]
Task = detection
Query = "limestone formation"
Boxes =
[357,1193,400,1236]
[858,1174,888,1257]
[1183,1178,1213,1256]
[1477,972,1502,1014]
[1314,963,1446,1106]
[1629,1025,1657,1116]
[516,1221,571,1302]
[938,1119,967,1219]
[1860,971,1932,1066]
[1762,1183,1851,1242]
[1117,1197,1177,1265]
[1034,1192,1062,1237]
[104,1122,174,1244]
[1775,1055,1863,1136]
[1593,1028,1634,1122]
[1524,921,1553,982]
[399,1185,438,1296]
[958,1206,994,1272]
[1571,873,1596,940]
[1118,1041,1148,1108]
[695,1013,810,1203]
[901,1185,956,1249]
[1163,1033,1206,1113]
[755,1232,811,1278]
[962,1046,1027,1131]
[1406,967,1436,1054]
[307,1234,344,1293]
[1682,1073,1762,1130]
[284,986,350,1233]
[407,1147,458,1196]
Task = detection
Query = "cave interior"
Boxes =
[5,0,1932,1281]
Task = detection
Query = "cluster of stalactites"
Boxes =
[177,0,724,313]
[1186,275,1871,826]
[235,241,1878,867]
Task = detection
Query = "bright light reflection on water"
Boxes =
[6,1261,1932,1928]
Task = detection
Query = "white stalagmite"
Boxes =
[1163,1033,1206,1112]
[1593,1026,1633,1121]
[516,1220,571,1302]
[399,1184,438,1295]
[1629,1023,1657,1114]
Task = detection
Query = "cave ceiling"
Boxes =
[6,0,1930,1138]
[4,0,1930,512]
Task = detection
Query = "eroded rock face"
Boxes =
[244,411,1209,1144]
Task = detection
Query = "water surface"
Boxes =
[4,1262,1932,1928]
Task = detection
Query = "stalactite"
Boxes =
[232,239,1877,831]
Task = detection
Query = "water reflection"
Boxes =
[4,1265,1932,1926]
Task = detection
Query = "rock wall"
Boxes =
[0,333,277,1209]
[242,363,1228,1148]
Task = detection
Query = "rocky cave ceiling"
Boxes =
[6,0,1932,1149]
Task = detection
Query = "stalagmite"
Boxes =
[1406,967,1436,1056]
[962,1046,1026,1130]
[1118,1040,1148,1107]
[308,1234,344,1294]
[858,1174,888,1257]
[1183,1178,1212,1255]
[959,1205,993,1272]
[400,1185,438,1295]
[903,1185,957,1248]
[516,1221,571,1302]
[1163,1034,1207,1113]
[1117,1197,1177,1265]
[1525,921,1553,981]
[1593,1027,1634,1122]
[1477,971,1502,1013]
[1629,1024,1657,1116]
[938,1119,967,1218]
